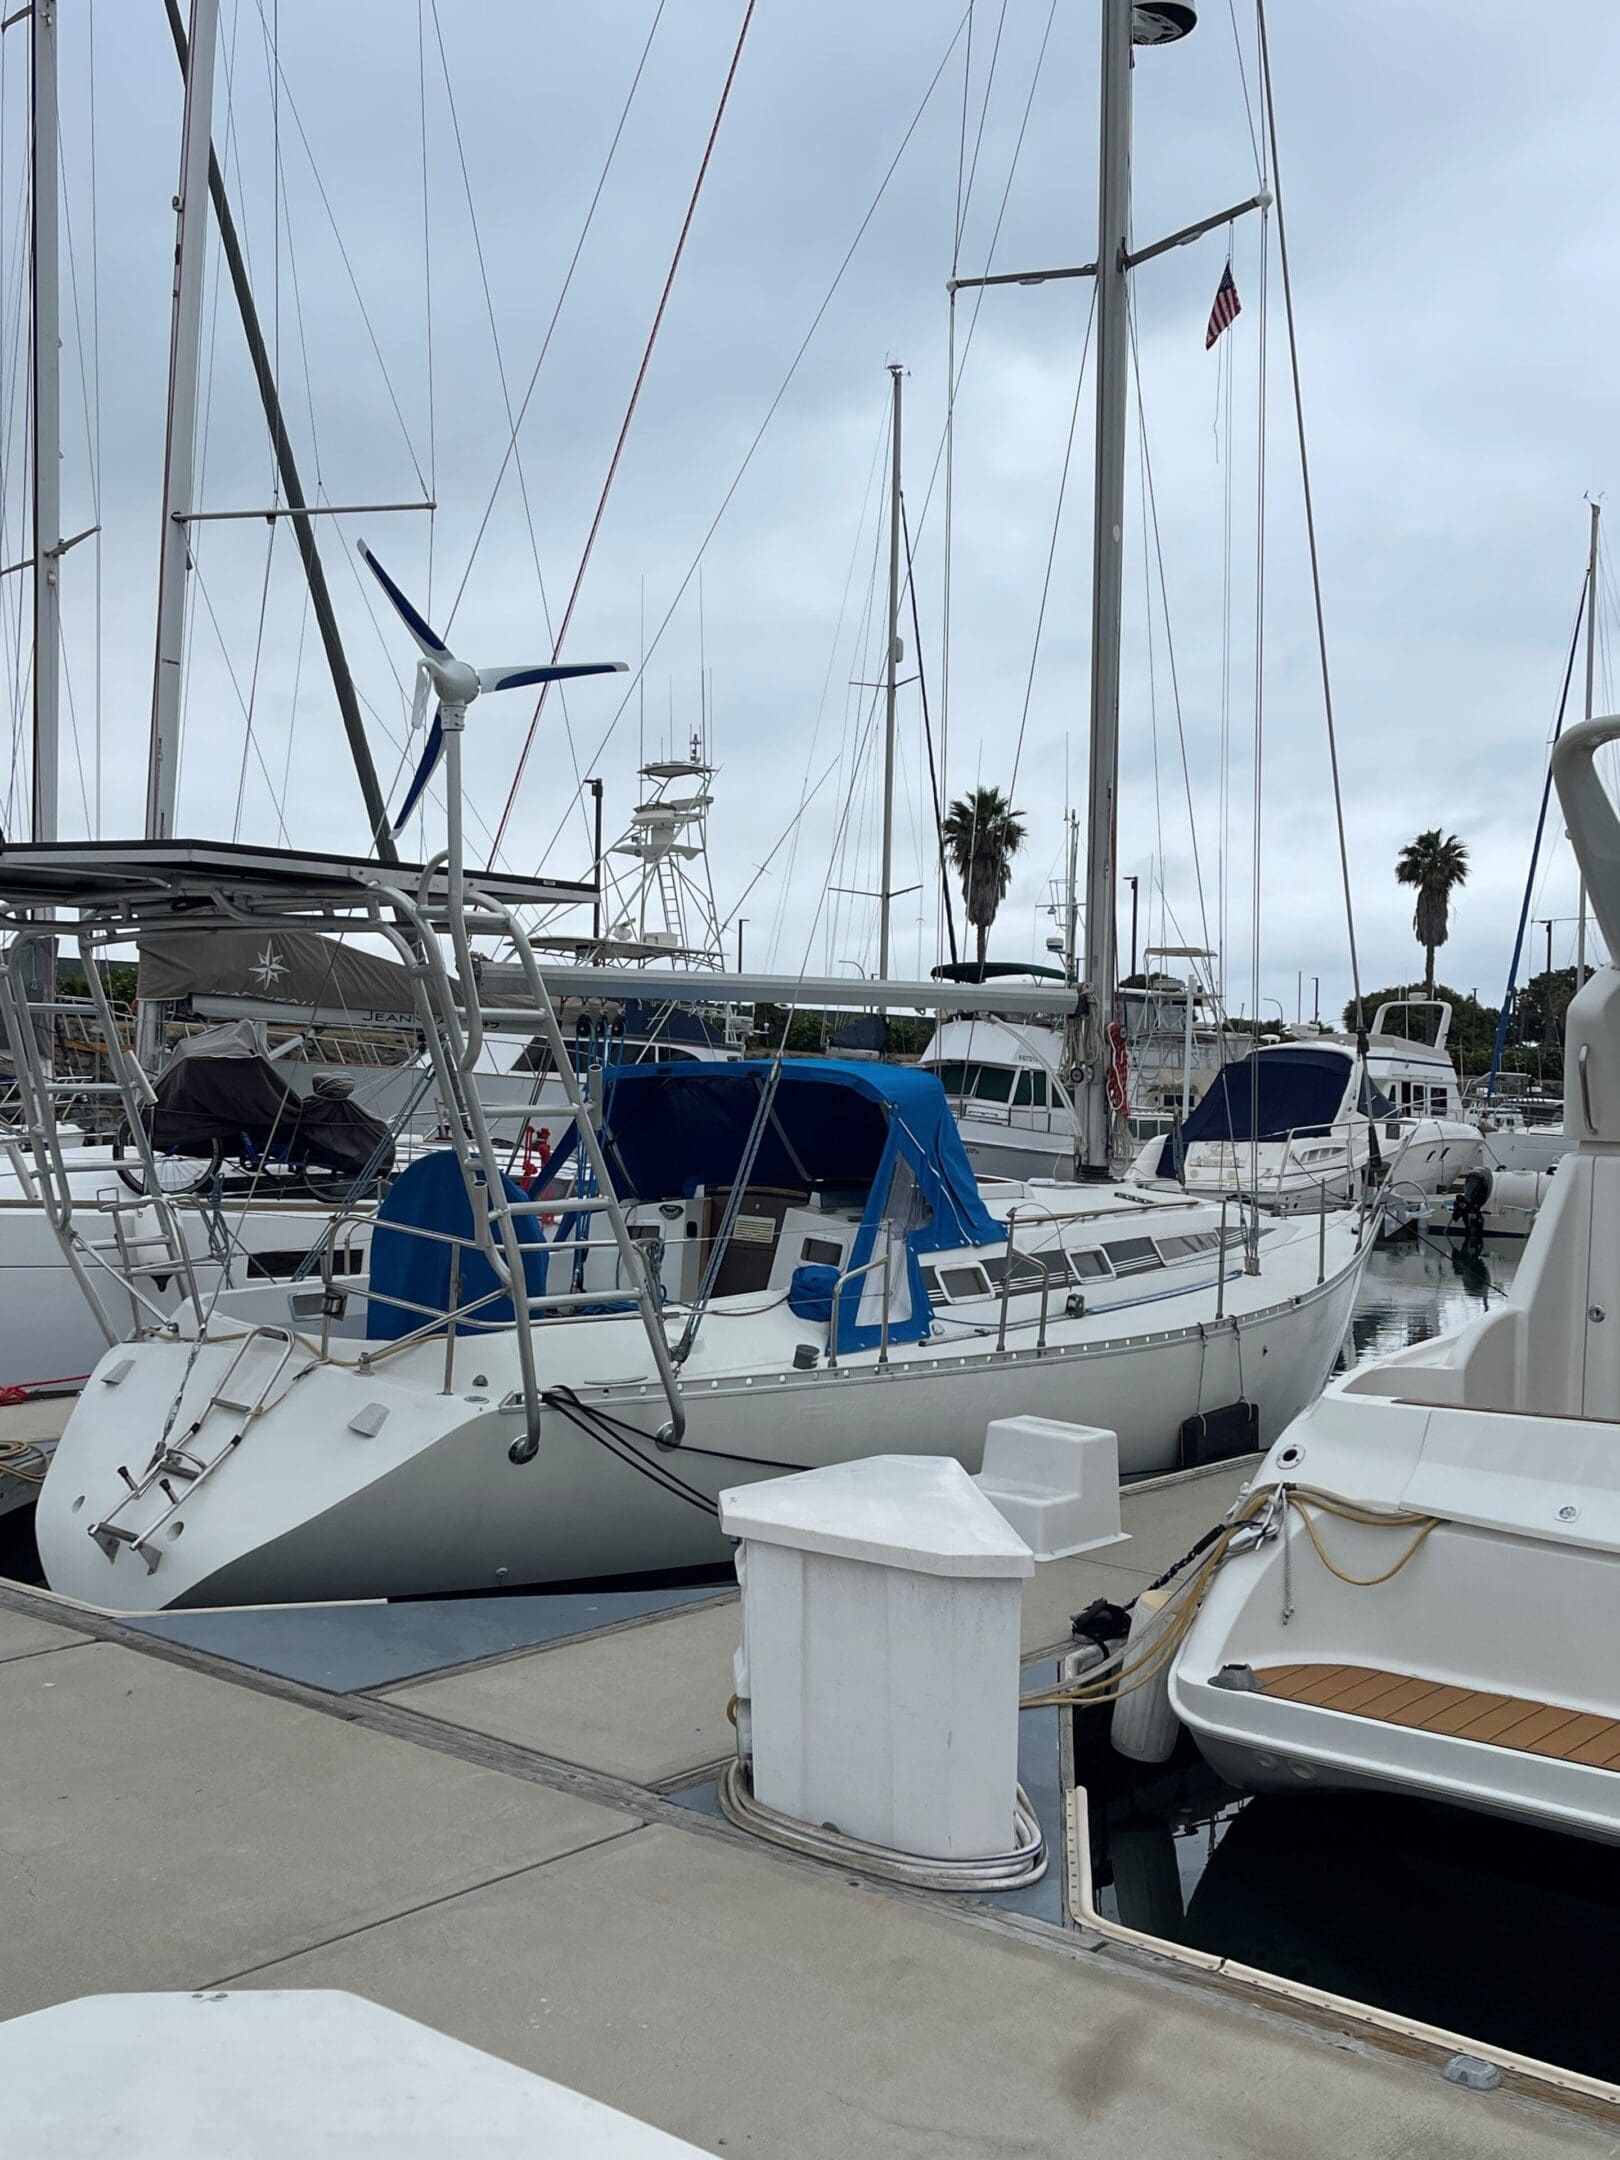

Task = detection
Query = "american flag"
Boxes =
[1205,262,1241,350]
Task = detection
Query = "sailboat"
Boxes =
[16,0,1378,1609]
[1169,709,1620,1845]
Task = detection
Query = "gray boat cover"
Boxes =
[139,930,417,1020]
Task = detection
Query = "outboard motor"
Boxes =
[1449,1165,1493,1254]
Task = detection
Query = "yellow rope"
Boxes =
[1018,1482,1442,1711]
[1287,1491,1437,1587]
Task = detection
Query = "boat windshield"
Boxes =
[1179,1048,1355,1144]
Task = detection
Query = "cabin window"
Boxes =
[1068,1247,1113,1281]
[929,1061,1013,1104]
[800,1236,844,1268]
[1155,1233,1199,1261]
[1010,1070,1049,1108]
[247,1245,362,1280]
[984,1250,1059,1292]
[1104,1236,1162,1276]
[939,1264,991,1301]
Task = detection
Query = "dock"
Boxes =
[3,1455,1613,2156]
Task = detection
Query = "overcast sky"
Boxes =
[6,0,1617,1024]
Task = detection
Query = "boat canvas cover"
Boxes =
[148,1021,396,1176]
[1151,1044,1377,1178]
[139,931,417,1020]
[1179,1047,1354,1143]
[367,1153,546,1340]
[544,1058,1003,1354]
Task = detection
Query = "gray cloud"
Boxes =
[18,1,1617,1028]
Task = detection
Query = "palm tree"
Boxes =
[942,787,1026,973]
[1395,829,1470,998]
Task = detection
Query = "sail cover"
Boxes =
[543,1058,1002,1354]
[139,931,417,1021]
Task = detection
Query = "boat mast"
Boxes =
[878,361,903,981]
[1076,0,1134,1174]
[29,0,59,851]
[1578,497,1599,986]
[146,0,219,843]
[159,0,398,866]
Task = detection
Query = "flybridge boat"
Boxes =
[35,1054,1371,1610]
[1126,1003,1482,1213]
[1168,714,1620,1846]
[917,969,1227,1184]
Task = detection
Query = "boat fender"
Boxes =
[1065,1291,1086,1319]
[793,1343,819,1370]
[1110,1588,1179,1764]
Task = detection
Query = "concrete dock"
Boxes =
[2,1456,1615,2157]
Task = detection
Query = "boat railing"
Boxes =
[825,1238,895,1372]
[307,1201,661,1369]
[997,1204,1067,1354]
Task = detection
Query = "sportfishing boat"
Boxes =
[1167,711,1620,1846]
[1126,1002,1481,1213]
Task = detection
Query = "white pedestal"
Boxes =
[721,1455,1033,1861]
[974,1416,1129,1561]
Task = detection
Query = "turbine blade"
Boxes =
[392,707,445,832]
[358,540,449,659]
[476,659,629,694]
[410,661,432,739]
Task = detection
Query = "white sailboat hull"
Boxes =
[37,1225,1367,1610]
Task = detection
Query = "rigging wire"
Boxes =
[416,0,435,617]
[1256,0,1365,1033]
[249,3,429,491]
[489,0,758,867]
[422,0,595,853]
[521,6,974,887]
[939,0,1056,885]
[1006,282,1097,804]
[444,0,666,637]
[1127,303,1215,976]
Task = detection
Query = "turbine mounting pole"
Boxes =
[1578,497,1599,986]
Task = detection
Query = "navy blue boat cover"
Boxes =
[366,1151,549,1342]
[1150,1044,1383,1179]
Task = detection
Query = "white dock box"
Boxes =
[720,1455,1034,1861]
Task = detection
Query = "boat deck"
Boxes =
[1,1453,1613,2154]
[1258,1663,1620,1766]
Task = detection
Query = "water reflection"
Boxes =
[1080,1737,1620,2082]
[1341,1236,1520,1373]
